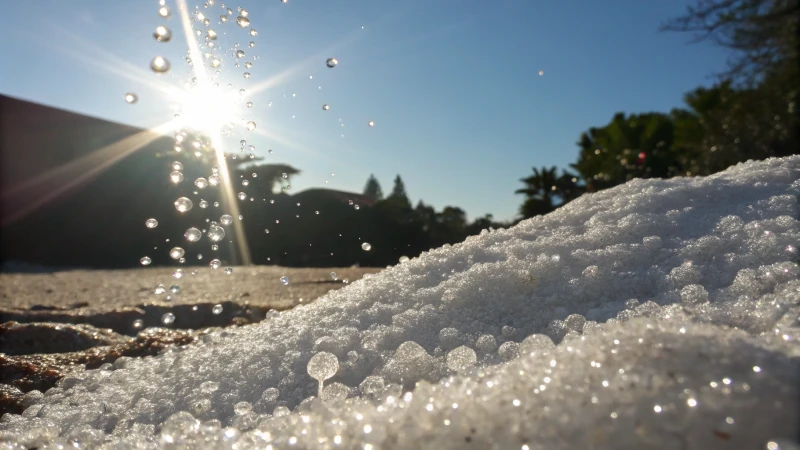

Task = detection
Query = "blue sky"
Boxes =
[0,0,729,222]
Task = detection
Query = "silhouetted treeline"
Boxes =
[515,0,800,220]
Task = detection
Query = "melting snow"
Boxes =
[3,157,800,449]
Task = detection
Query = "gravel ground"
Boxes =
[0,266,383,312]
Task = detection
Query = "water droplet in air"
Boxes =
[184,227,202,242]
[322,104,330,111]
[125,93,138,103]
[210,259,222,269]
[210,58,222,68]
[199,200,209,209]
[243,72,251,79]
[133,319,144,329]
[169,247,185,260]
[220,215,233,225]
[246,121,256,131]
[331,272,338,281]
[245,61,253,69]
[145,218,159,228]
[361,242,371,251]
[162,313,175,325]
[538,70,544,76]
[169,285,180,294]
[172,161,183,171]
[194,178,208,189]
[140,256,152,265]
[368,121,375,127]
[208,224,226,242]
[224,267,233,275]
[150,56,171,73]
[280,276,289,285]
[172,269,184,279]
[236,16,250,27]
[326,58,338,68]
[249,29,258,36]
[154,26,172,42]
[238,192,247,200]
[249,41,255,48]
[235,49,245,59]
[174,197,193,212]
[208,174,220,186]
[246,101,253,108]
[154,284,166,295]
[170,171,184,183]
[212,304,223,314]
[242,180,249,186]
[158,6,171,18]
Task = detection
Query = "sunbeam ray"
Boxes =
[2,123,174,226]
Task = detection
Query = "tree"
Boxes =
[515,166,560,219]
[387,175,411,208]
[362,174,384,202]
[228,161,301,193]
[662,0,800,157]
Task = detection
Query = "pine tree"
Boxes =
[388,175,411,208]
[362,174,384,201]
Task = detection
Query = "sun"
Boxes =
[171,84,243,136]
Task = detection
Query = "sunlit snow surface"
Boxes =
[4,157,800,449]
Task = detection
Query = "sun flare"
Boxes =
[171,85,242,136]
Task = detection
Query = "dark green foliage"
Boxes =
[363,174,384,202]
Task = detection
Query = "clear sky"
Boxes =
[0,0,729,222]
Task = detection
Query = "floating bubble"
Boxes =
[199,199,209,209]
[172,161,183,171]
[208,174,220,186]
[224,267,233,275]
[145,218,159,229]
[208,224,226,242]
[174,197,193,212]
[169,285,180,294]
[246,121,256,131]
[169,247,185,260]
[209,259,222,269]
[322,104,330,111]
[150,56,171,73]
[361,242,371,251]
[140,256,152,265]
[154,284,166,295]
[280,276,289,285]
[212,304,223,314]
[331,272,338,281]
[184,227,202,242]
[154,26,172,42]
[220,215,234,225]
[326,57,338,68]
[173,269,184,279]
[125,93,138,104]
[162,313,175,325]
[170,171,184,183]
[238,192,247,200]
[242,180,249,186]
[236,16,250,27]
[158,6,170,18]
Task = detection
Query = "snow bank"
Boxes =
[2,157,800,449]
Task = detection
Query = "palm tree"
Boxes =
[515,166,559,219]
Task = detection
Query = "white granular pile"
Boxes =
[2,157,799,449]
